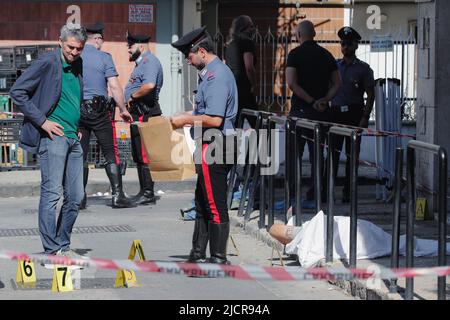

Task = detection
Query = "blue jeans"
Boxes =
[38,136,84,253]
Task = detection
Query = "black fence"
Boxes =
[227,108,448,300]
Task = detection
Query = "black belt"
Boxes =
[330,105,364,112]
[81,96,109,118]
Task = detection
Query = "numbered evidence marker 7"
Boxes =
[52,266,74,292]
[16,260,36,287]
[115,240,146,288]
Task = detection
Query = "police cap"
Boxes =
[338,26,362,42]
[171,26,209,58]
[85,21,104,36]
[126,31,151,46]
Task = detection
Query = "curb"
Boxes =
[228,209,403,300]
[0,180,197,198]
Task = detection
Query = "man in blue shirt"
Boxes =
[10,25,87,260]
[79,22,135,209]
[124,31,164,205]
[329,27,375,202]
[171,27,238,264]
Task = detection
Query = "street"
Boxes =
[0,192,354,300]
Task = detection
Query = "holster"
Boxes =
[81,96,108,119]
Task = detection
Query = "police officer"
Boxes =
[171,27,238,264]
[79,22,135,209]
[124,31,163,205]
[329,27,375,202]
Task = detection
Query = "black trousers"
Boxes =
[289,106,329,194]
[327,105,364,190]
[79,112,119,166]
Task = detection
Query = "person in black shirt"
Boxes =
[225,15,257,127]
[286,20,341,202]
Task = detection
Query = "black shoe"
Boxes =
[112,193,136,209]
[134,191,157,205]
[187,250,207,263]
[133,164,157,206]
[79,193,87,210]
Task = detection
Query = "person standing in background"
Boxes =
[225,15,258,127]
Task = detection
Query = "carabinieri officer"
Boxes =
[124,31,164,205]
[329,26,375,202]
[79,22,135,209]
[171,26,238,264]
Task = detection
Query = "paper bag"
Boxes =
[137,116,196,181]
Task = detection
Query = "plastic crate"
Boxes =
[87,137,136,168]
[37,44,58,57]
[0,119,22,143]
[0,47,14,71]
[14,46,38,69]
[0,71,17,93]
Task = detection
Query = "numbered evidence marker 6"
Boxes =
[52,266,74,292]
[16,260,36,286]
[114,240,146,288]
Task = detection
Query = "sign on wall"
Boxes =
[129,4,154,23]
[370,35,394,52]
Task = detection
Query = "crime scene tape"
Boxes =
[1,250,449,282]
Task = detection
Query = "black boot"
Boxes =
[208,222,230,264]
[133,164,156,205]
[79,167,89,210]
[187,218,209,263]
[105,163,136,209]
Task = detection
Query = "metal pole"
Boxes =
[227,111,246,208]
[314,125,322,213]
[326,130,335,263]
[267,121,275,231]
[259,119,268,229]
[349,131,358,268]
[284,119,291,221]
[405,146,415,300]
[437,148,447,300]
[295,125,302,226]
[390,147,403,293]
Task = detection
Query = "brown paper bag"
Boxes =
[137,116,196,181]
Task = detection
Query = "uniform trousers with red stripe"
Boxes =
[195,143,233,224]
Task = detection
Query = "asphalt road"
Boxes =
[0,192,354,301]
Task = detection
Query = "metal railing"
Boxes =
[326,126,361,268]
[405,141,447,300]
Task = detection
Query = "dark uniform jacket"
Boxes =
[9,49,84,154]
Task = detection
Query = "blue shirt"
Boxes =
[81,44,118,99]
[193,57,238,139]
[124,51,163,104]
[331,58,375,107]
